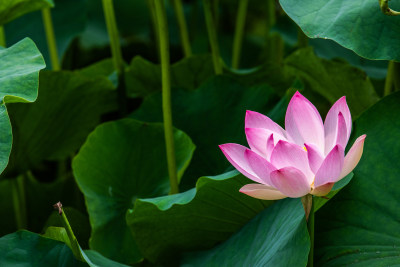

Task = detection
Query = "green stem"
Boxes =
[307,196,315,267]
[0,26,5,47]
[203,0,222,75]
[266,0,276,30]
[12,176,27,229]
[172,0,192,57]
[153,0,179,194]
[41,8,60,70]
[55,202,84,261]
[147,0,161,62]
[102,0,124,74]
[384,61,395,96]
[297,27,309,47]
[231,0,249,69]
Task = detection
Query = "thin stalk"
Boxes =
[203,0,223,75]
[384,61,395,96]
[147,0,161,61]
[12,176,27,229]
[307,197,315,267]
[54,202,84,261]
[153,0,179,194]
[266,0,276,30]
[298,27,309,47]
[102,0,124,74]
[41,8,60,70]
[172,0,192,57]
[0,26,5,47]
[102,0,126,115]
[231,0,249,69]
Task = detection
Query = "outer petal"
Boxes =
[239,184,287,200]
[314,145,345,187]
[245,128,286,158]
[304,143,324,174]
[270,140,314,184]
[339,135,366,179]
[219,143,262,183]
[245,110,287,137]
[270,167,311,198]
[245,149,276,186]
[285,91,325,151]
[324,96,352,154]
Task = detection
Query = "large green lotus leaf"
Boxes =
[127,170,273,263]
[125,54,214,97]
[5,0,86,69]
[182,198,309,266]
[279,0,400,61]
[284,47,379,118]
[3,70,117,177]
[72,119,195,264]
[131,75,279,188]
[0,38,44,175]
[0,230,85,266]
[0,0,53,26]
[315,91,400,265]
[272,15,388,80]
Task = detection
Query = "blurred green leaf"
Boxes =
[127,170,273,263]
[0,230,85,266]
[284,48,379,118]
[280,0,400,61]
[125,54,214,97]
[315,91,400,265]
[3,70,117,177]
[72,119,195,264]
[182,198,309,266]
[0,38,44,175]
[0,0,53,26]
[5,0,87,69]
[131,75,279,188]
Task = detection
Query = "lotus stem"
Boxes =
[102,0,124,74]
[384,61,395,96]
[41,8,60,70]
[53,202,84,261]
[153,0,179,194]
[232,0,249,69]
[307,196,314,267]
[172,0,192,57]
[102,0,127,115]
[0,26,5,47]
[297,27,309,47]
[266,0,275,30]
[203,0,223,75]
[147,0,161,61]
[12,176,27,229]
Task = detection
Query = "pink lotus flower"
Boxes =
[219,91,366,200]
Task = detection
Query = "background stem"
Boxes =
[172,0,192,57]
[41,8,60,70]
[307,197,315,267]
[203,0,223,75]
[12,176,27,229]
[0,26,5,47]
[154,0,179,194]
[231,0,249,69]
[298,27,309,48]
[102,0,124,74]
[266,0,276,30]
[384,61,395,96]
